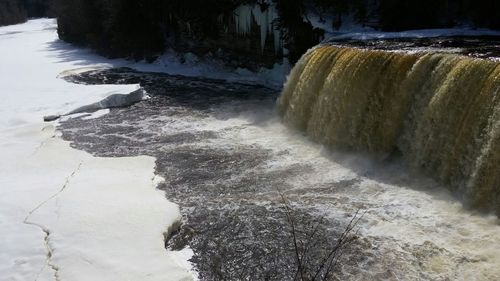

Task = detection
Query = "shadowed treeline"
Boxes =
[2,1,500,62]
[52,0,500,64]
[0,0,25,26]
[0,0,53,26]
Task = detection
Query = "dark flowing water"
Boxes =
[59,67,500,281]
[327,36,500,61]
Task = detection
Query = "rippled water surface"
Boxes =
[329,36,500,61]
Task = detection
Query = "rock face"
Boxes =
[54,0,500,70]
[54,0,324,69]
[167,6,282,70]
[159,2,324,69]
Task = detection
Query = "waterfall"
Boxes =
[277,46,500,215]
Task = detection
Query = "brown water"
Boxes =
[277,46,500,215]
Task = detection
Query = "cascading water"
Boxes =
[277,46,500,215]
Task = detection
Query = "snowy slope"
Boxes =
[0,19,194,281]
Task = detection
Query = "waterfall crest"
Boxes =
[277,46,500,215]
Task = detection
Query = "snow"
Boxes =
[235,60,290,88]
[0,19,195,281]
[307,12,375,36]
[140,49,289,89]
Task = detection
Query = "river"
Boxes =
[59,67,500,281]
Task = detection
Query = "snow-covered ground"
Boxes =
[137,50,289,89]
[0,19,194,281]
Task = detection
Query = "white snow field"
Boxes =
[0,19,194,281]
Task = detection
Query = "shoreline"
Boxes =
[0,19,195,280]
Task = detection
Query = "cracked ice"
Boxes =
[0,19,194,281]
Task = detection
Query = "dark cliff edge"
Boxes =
[52,0,500,70]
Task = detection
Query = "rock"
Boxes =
[43,115,61,122]
[43,88,146,122]
[67,88,146,115]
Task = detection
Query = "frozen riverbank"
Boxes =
[0,19,194,280]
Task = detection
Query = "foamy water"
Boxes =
[61,68,500,280]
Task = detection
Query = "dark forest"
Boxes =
[2,0,499,63]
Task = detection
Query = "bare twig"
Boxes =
[279,190,364,281]
[313,210,364,281]
[280,193,305,281]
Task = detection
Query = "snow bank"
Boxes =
[135,49,290,90]
[0,19,194,281]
